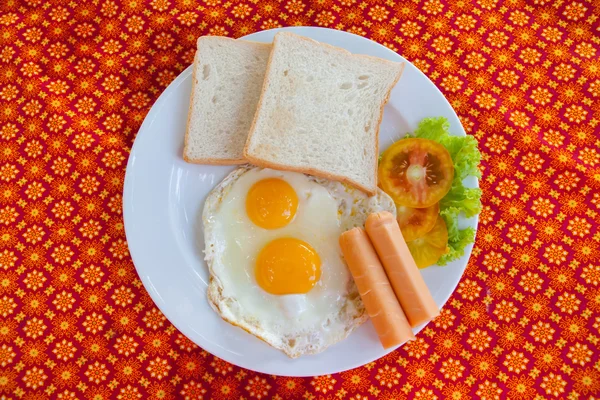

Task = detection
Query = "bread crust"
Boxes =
[183,37,271,165]
[243,32,404,195]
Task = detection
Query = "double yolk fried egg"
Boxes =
[203,166,396,357]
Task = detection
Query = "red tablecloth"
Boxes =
[1,0,599,398]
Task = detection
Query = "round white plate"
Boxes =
[123,27,478,377]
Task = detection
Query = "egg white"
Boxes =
[203,166,396,357]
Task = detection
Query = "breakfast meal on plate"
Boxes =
[203,166,396,357]
[244,32,404,195]
[184,32,481,356]
[184,37,270,164]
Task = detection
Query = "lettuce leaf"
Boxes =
[414,117,482,265]
[437,226,476,266]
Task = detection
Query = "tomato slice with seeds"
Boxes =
[406,216,448,269]
[379,138,454,208]
[396,202,439,242]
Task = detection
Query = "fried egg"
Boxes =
[203,166,396,358]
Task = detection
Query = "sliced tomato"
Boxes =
[396,202,439,242]
[379,138,454,208]
[406,216,448,269]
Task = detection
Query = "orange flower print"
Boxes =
[530,86,553,105]
[575,42,596,58]
[311,374,336,394]
[0,207,18,226]
[53,363,78,389]
[518,272,543,293]
[399,21,422,38]
[530,198,555,218]
[80,264,105,286]
[464,52,487,70]
[52,290,76,312]
[462,303,490,327]
[403,336,430,359]
[441,382,469,399]
[175,353,203,379]
[52,339,76,361]
[474,92,496,110]
[488,275,515,298]
[368,5,389,21]
[503,351,529,374]
[560,193,587,215]
[563,1,588,20]
[482,250,507,273]
[497,323,524,349]
[53,315,78,337]
[431,36,454,53]
[143,307,167,330]
[0,164,18,182]
[244,375,271,398]
[406,359,435,386]
[211,377,240,400]
[567,342,593,366]
[22,366,47,390]
[145,357,172,382]
[507,376,536,399]
[496,69,520,87]
[0,296,16,318]
[542,243,568,265]
[506,224,531,244]
[457,279,481,301]
[581,264,600,286]
[573,367,600,395]
[51,244,74,265]
[83,312,107,334]
[22,341,47,366]
[275,376,305,398]
[81,287,106,310]
[540,373,567,397]
[0,250,18,270]
[469,354,498,379]
[440,74,463,92]
[476,380,502,399]
[555,292,581,314]
[180,380,207,399]
[523,294,551,319]
[529,321,555,344]
[112,285,136,307]
[439,358,465,381]
[23,317,47,339]
[577,147,599,166]
[375,364,400,388]
[478,226,503,249]
[467,328,492,351]
[533,345,562,371]
[85,361,109,384]
[115,334,139,357]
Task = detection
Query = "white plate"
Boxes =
[123,27,478,377]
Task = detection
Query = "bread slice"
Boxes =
[184,37,271,164]
[243,32,404,194]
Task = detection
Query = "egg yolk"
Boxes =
[255,238,321,295]
[246,178,298,229]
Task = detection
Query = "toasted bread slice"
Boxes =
[184,37,271,164]
[243,32,404,194]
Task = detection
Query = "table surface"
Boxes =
[1,0,599,398]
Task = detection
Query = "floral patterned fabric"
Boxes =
[1,0,599,398]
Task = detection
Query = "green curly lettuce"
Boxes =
[413,117,482,265]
